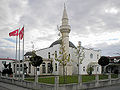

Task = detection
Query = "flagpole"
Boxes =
[22,26,24,80]
[15,34,18,78]
[19,28,21,80]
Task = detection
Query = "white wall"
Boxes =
[36,44,101,75]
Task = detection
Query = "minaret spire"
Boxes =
[62,3,69,25]
[62,3,68,20]
[59,3,71,55]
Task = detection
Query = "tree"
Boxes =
[87,66,94,75]
[55,41,70,83]
[2,62,13,75]
[98,56,109,73]
[30,51,43,83]
[75,41,85,74]
[98,56,109,66]
[75,41,85,87]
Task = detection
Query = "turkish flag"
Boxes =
[9,29,19,36]
[19,27,24,40]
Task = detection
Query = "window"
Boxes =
[29,63,31,73]
[48,52,50,59]
[55,63,57,71]
[90,53,93,59]
[97,67,99,72]
[97,54,99,59]
[83,66,85,71]
[17,68,19,71]
[42,62,46,73]
[55,51,57,58]
[47,63,51,73]
[13,64,15,73]
[2,61,5,64]
[20,68,22,71]
[37,68,39,71]
[69,54,70,57]
[20,64,22,67]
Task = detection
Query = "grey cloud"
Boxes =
[1,0,120,58]
[87,42,120,56]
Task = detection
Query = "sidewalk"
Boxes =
[0,81,32,90]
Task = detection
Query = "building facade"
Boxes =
[22,5,101,76]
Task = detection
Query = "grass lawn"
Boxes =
[25,74,118,84]
[99,74,108,80]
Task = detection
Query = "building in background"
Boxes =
[105,56,120,74]
[0,58,16,74]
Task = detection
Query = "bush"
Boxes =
[87,66,94,75]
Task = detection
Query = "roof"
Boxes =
[0,58,16,61]
[107,56,120,60]
[24,52,33,56]
[49,39,76,49]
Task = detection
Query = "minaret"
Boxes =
[60,4,71,57]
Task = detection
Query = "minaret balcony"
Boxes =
[60,25,71,33]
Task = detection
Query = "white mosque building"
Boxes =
[23,5,101,76]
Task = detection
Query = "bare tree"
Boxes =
[55,41,70,83]
[75,41,85,88]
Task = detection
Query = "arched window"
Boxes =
[97,54,99,59]
[47,63,51,73]
[55,63,57,71]
[97,67,99,72]
[42,62,46,73]
[48,52,50,59]
[83,66,85,71]
[90,53,93,59]
[29,63,31,73]
[69,54,70,57]
[55,51,57,58]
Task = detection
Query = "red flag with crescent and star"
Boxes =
[19,27,24,40]
[9,29,19,36]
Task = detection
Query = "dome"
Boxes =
[49,39,76,49]
[24,52,33,56]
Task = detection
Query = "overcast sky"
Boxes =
[0,0,120,59]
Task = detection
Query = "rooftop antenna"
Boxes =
[31,41,34,51]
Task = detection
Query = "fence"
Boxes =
[0,74,120,90]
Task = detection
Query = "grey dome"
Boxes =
[24,52,33,56]
[49,39,76,49]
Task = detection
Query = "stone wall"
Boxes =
[0,75,120,90]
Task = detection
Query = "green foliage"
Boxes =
[25,75,95,84]
[38,77,55,84]
[111,74,118,78]
[98,56,109,66]
[59,76,78,84]
[25,74,118,84]
[55,41,70,66]
[75,43,85,64]
[82,75,95,82]
[30,51,43,67]
[86,66,94,75]
[99,74,108,80]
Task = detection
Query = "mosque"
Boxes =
[23,5,101,76]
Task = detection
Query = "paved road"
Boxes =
[0,81,32,90]
[0,86,10,90]
[91,84,120,90]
